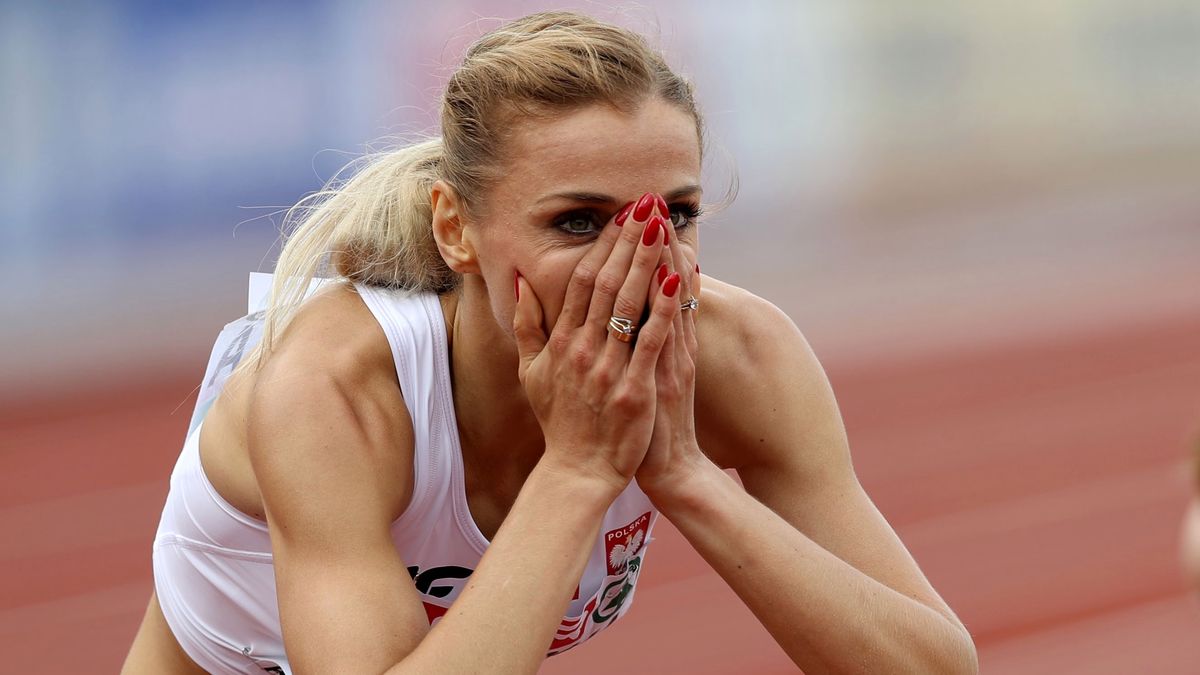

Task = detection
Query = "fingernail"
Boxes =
[615,201,634,227]
[660,219,670,245]
[641,217,661,246]
[514,271,521,300]
[633,192,655,221]
[656,263,669,285]
[655,194,669,217]
[695,263,700,274]
[663,273,681,298]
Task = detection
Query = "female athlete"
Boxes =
[122,11,977,674]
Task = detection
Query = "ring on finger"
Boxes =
[680,296,699,312]
[607,316,638,343]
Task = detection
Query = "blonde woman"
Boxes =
[123,11,977,674]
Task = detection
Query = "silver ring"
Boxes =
[680,296,699,312]
[607,316,638,343]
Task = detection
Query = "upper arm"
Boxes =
[248,288,429,673]
[695,284,963,627]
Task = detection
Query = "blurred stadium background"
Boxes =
[2,1,1198,672]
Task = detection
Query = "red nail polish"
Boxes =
[514,271,520,300]
[615,202,634,227]
[657,263,669,285]
[641,217,660,246]
[633,192,655,221]
[663,273,681,298]
[660,219,670,245]
[655,194,669,217]
[695,263,700,274]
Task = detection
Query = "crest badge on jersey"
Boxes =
[604,511,651,576]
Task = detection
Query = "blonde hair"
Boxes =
[253,11,704,364]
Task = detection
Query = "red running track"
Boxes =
[2,310,1198,673]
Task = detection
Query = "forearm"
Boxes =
[389,457,616,675]
[657,462,977,675]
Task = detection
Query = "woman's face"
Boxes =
[467,97,703,334]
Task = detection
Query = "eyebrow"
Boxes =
[536,184,703,205]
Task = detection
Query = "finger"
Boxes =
[586,192,662,331]
[667,236,698,354]
[512,272,547,383]
[643,235,672,308]
[654,235,686,356]
[654,306,678,386]
[637,194,674,312]
[555,216,625,333]
[645,260,668,308]
[601,213,671,364]
[642,245,672,340]
[629,271,683,378]
[687,262,701,351]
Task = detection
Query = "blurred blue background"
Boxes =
[3,0,1198,396]
[2,2,1200,672]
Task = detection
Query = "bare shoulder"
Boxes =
[693,275,802,358]
[263,282,392,364]
[246,282,414,524]
[693,274,811,404]
[694,275,849,478]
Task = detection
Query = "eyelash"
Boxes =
[668,203,703,229]
[553,203,704,237]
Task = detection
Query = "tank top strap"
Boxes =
[353,284,454,529]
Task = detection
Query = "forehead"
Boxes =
[496,98,701,203]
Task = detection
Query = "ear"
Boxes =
[430,180,480,275]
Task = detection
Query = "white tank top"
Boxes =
[153,279,658,667]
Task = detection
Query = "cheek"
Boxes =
[520,251,581,325]
[475,222,585,332]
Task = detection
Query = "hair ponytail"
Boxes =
[252,137,455,365]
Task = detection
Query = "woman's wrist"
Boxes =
[533,449,631,504]
[638,450,726,515]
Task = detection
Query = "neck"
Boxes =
[440,276,545,484]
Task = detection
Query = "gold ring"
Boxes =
[607,316,637,343]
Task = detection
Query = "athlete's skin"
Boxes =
[123,98,977,674]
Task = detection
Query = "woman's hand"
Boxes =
[635,222,712,503]
[512,193,682,495]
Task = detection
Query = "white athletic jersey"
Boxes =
[152,278,659,674]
